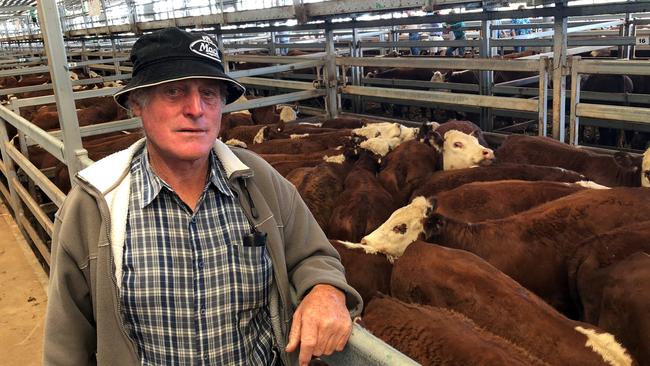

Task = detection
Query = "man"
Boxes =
[445,11,466,56]
[43,27,362,366]
[512,5,532,53]
[428,11,444,55]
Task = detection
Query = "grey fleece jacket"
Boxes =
[43,138,363,366]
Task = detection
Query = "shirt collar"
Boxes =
[137,147,234,209]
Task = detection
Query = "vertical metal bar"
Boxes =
[0,118,25,228]
[538,57,549,136]
[551,4,568,142]
[619,13,631,59]
[569,56,581,145]
[351,25,361,113]
[325,24,338,119]
[629,19,637,59]
[37,0,87,180]
[270,31,277,55]
[216,25,228,73]
[479,18,493,132]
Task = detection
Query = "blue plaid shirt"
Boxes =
[121,146,274,365]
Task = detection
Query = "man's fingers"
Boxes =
[335,329,351,352]
[299,326,319,366]
[285,308,303,353]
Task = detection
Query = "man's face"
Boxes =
[132,79,224,165]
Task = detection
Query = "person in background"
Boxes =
[429,11,444,55]
[445,11,466,56]
[406,11,422,55]
[43,27,362,366]
[512,5,532,53]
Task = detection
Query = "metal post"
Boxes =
[325,24,338,119]
[0,118,25,223]
[568,56,581,145]
[351,25,361,113]
[538,57,549,136]
[479,18,493,131]
[551,2,568,142]
[270,31,277,55]
[37,0,87,180]
[216,25,228,73]
[629,19,637,59]
[619,13,631,59]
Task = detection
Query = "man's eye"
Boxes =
[201,89,220,99]
[164,87,183,97]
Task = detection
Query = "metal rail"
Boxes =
[569,56,650,145]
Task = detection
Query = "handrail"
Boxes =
[321,323,420,365]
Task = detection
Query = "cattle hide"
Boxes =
[327,153,398,242]
[424,187,650,318]
[430,179,586,222]
[568,221,650,366]
[363,294,549,366]
[391,241,635,366]
[411,162,585,200]
[495,134,641,187]
[377,140,441,206]
[330,240,392,306]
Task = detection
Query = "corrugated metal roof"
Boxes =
[0,0,36,16]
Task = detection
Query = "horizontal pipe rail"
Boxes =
[229,59,325,78]
[5,142,65,208]
[337,57,540,72]
[0,106,65,162]
[321,324,419,366]
[225,55,320,64]
[11,176,54,236]
[9,87,121,108]
[573,60,650,76]
[236,77,317,91]
[17,214,51,266]
[223,89,325,113]
[576,103,650,124]
[342,85,539,112]
[45,117,142,141]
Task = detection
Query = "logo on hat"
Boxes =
[189,38,221,62]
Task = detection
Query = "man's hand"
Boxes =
[285,284,352,366]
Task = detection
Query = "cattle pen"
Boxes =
[1,0,649,365]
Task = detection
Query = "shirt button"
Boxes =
[197,260,204,268]
[200,308,206,316]
[190,217,196,224]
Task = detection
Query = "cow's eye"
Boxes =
[453,141,464,148]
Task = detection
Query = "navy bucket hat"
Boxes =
[114,27,245,109]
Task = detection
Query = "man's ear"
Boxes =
[131,102,142,117]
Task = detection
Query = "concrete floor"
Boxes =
[0,201,48,366]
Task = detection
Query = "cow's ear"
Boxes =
[430,131,444,148]
[613,151,638,169]
[423,213,446,241]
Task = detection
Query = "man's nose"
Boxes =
[183,89,204,117]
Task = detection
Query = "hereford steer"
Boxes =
[340,196,432,261]
[284,161,351,230]
[568,221,650,365]
[411,163,586,199]
[424,187,650,317]
[327,153,399,242]
[329,240,392,306]
[495,134,642,186]
[377,139,441,206]
[435,130,494,170]
[430,180,589,222]
[391,241,635,366]
[362,294,549,366]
